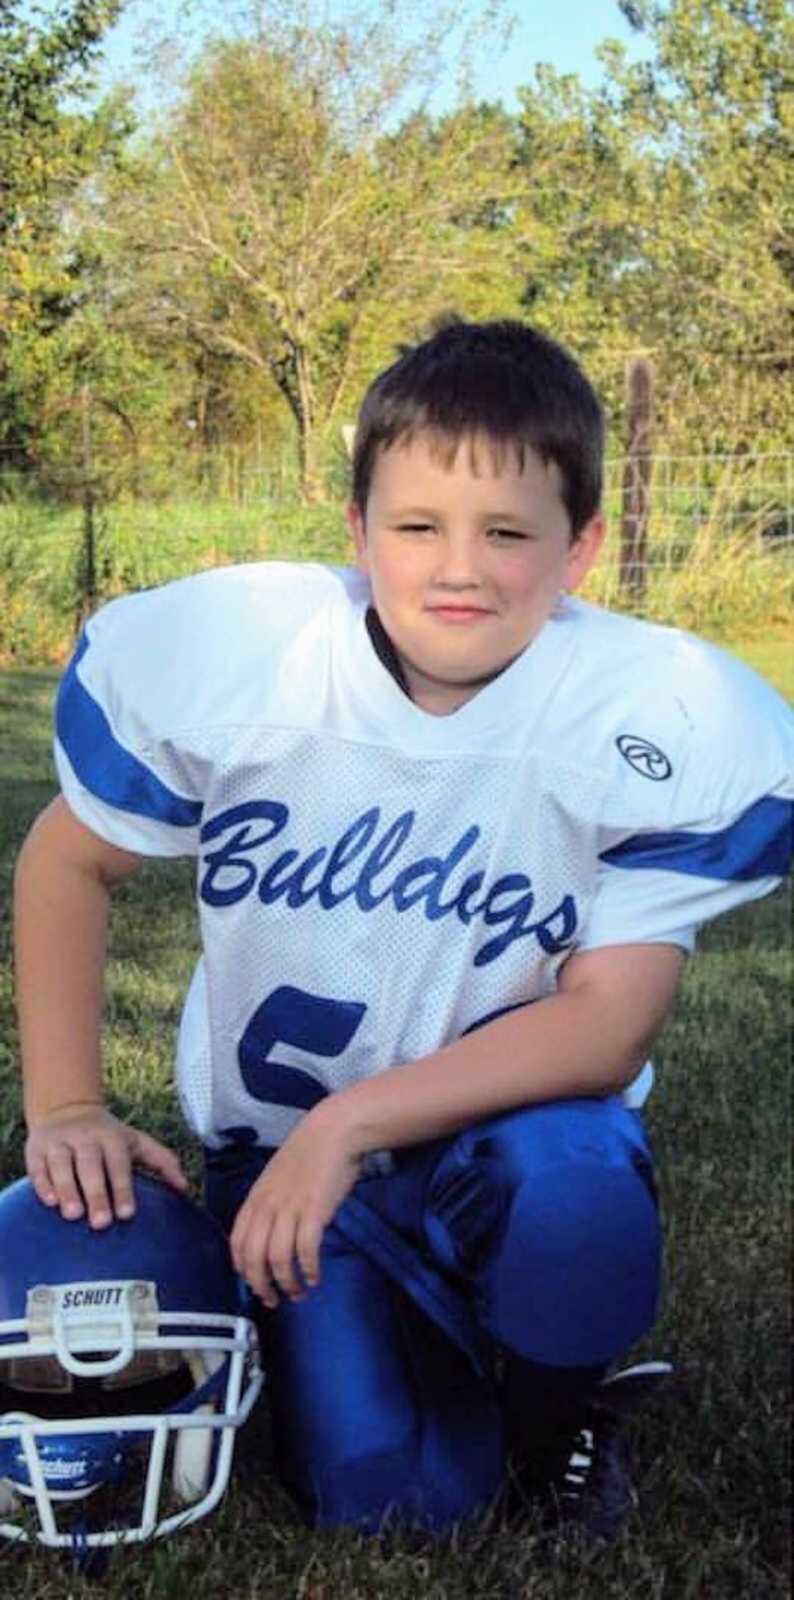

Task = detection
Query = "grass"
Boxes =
[730,636,794,702]
[0,497,350,664]
[1,491,793,664]
[0,642,790,1598]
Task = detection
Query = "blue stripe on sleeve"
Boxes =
[56,631,203,828]
[600,795,794,882]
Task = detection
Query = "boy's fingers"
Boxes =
[26,1155,58,1208]
[41,1145,86,1220]
[296,1216,323,1288]
[131,1130,189,1192]
[267,1213,304,1300]
[72,1146,115,1229]
[257,1276,279,1311]
[232,1209,279,1308]
[25,1119,187,1228]
[100,1144,136,1221]
[229,1198,258,1275]
[242,1244,279,1308]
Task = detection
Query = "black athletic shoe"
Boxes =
[534,1361,674,1544]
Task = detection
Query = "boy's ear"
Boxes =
[564,512,606,592]
[347,503,369,570]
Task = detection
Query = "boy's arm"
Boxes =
[14,796,188,1225]
[231,941,684,1304]
[324,941,684,1147]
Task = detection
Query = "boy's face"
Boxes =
[348,432,604,715]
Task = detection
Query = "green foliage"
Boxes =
[588,449,794,634]
[0,1,132,461]
[606,0,792,449]
[2,0,792,506]
[0,493,353,662]
[508,0,793,454]
[1,478,790,665]
[731,634,794,700]
[584,530,794,638]
[90,5,521,501]
[0,497,80,662]
[0,0,124,226]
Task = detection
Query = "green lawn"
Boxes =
[0,645,790,1599]
[725,634,793,701]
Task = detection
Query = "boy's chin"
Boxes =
[410,652,520,695]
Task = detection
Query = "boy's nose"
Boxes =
[434,537,482,587]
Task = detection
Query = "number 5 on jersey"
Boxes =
[238,985,367,1110]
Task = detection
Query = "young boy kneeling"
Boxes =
[15,319,794,1537]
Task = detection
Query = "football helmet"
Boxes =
[0,1174,263,1551]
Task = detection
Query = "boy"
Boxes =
[13,319,794,1537]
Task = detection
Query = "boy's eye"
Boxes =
[396,522,435,534]
[488,527,530,542]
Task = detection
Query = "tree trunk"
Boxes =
[619,357,655,603]
[75,382,98,635]
[296,412,326,504]
[294,342,326,504]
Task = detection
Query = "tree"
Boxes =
[509,0,793,454]
[0,1,129,459]
[603,0,793,449]
[99,3,521,500]
[1,1,122,216]
[510,64,652,417]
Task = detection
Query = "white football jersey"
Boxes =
[54,564,794,1148]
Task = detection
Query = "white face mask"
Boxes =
[0,1179,263,1552]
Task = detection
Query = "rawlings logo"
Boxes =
[199,801,579,967]
[616,734,672,781]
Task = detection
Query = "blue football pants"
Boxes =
[205,1097,661,1532]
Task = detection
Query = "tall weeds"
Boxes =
[0,492,791,665]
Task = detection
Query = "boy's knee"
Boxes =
[424,1100,661,1366]
[490,1156,661,1363]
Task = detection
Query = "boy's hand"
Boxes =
[230,1106,362,1308]
[25,1106,189,1229]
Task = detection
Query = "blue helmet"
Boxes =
[0,1175,263,1551]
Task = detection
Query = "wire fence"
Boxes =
[2,446,791,541]
[0,449,792,663]
[603,451,793,553]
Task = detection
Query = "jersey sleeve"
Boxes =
[54,586,206,856]
[578,645,794,953]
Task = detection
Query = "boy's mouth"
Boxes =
[426,604,493,621]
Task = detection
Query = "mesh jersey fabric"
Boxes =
[54,562,794,1147]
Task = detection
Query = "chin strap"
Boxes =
[70,1519,89,1566]
[168,1356,230,1417]
[115,1354,232,1449]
